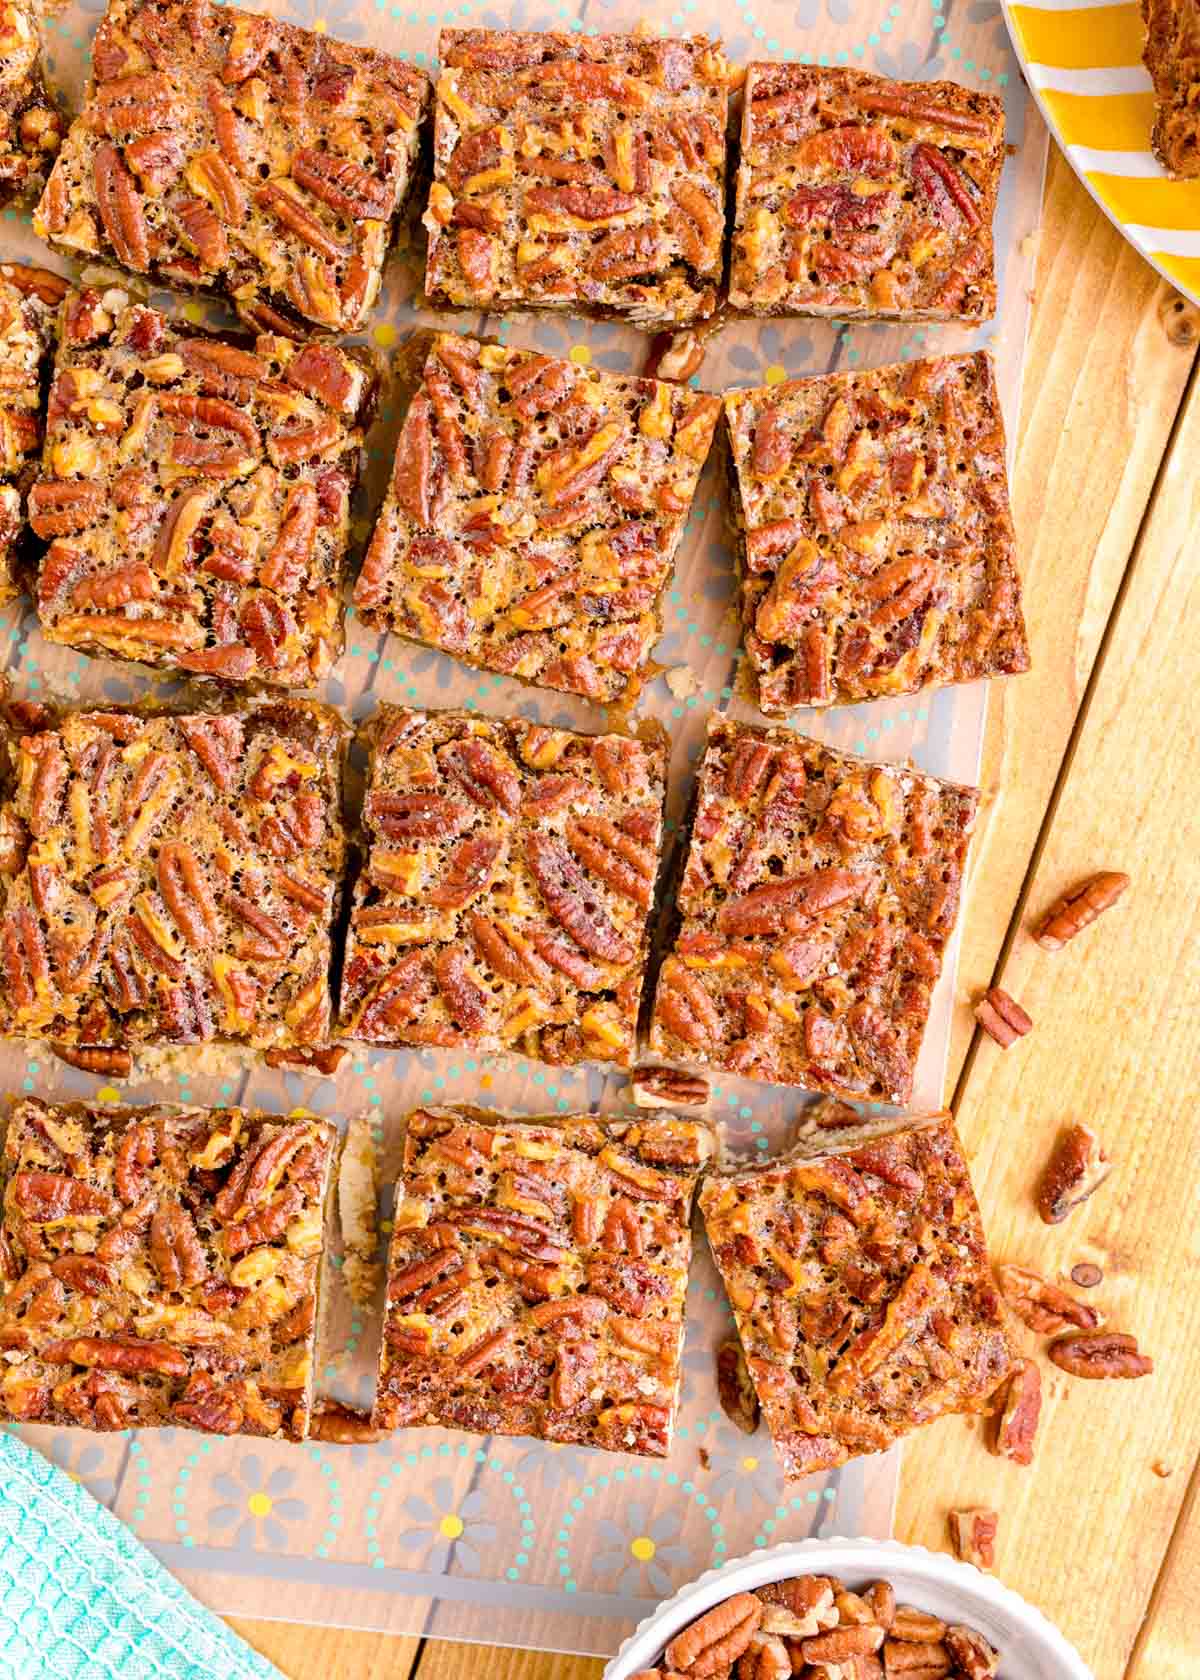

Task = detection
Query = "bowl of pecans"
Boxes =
[605,1537,1092,1680]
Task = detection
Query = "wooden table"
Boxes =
[229,147,1200,1680]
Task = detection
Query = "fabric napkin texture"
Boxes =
[0,1429,286,1680]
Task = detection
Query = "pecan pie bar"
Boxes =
[425,29,730,330]
[700,1110,1014,1477]
[649,715,978,1101]
[355,333,720,703]
[0,0,64,208]
[373,1105,714,1452]
[0,264,67,609]
[29,287,375,687]
[730,64,1004,321]
[339,704,666,1069]
[0,699,348,1063]
[0,1097,336,1437]
[33,0,430,335]
[1144,0,1200,175]
[724,352,1030,713]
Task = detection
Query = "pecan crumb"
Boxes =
[1152,1461,1172,1478]
[948,1507,998,1571]
[698,1445,711,1470]
[973,986,1031,1048]
[1034,870,1129,950]
[1036,1123,1112,1225]
[1070,1261,1103,1289]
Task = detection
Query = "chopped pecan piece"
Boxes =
[715,1336,760,1435]
[1036,1124,1112,1225]
[974,987,1032,1048]
[995,1263,1101,1335]
[1034,870,1130,950]
[948,1507,998,1571]
[1049,1331,1154,1380]
[991,1358,1041,1466]
[630,1067,710,1109]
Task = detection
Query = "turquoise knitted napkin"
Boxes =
[0,1430,286,1680]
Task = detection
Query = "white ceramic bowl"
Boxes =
[605,1537,1092,1680]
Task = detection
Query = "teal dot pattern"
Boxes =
[0,0,1038,1654]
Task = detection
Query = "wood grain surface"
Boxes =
[230,152,1200,1680]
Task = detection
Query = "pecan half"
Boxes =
[630,1067,710,1108]
[1036,1124,1112,1225]
[1034,870,1129,950]
[995,1263,1101,1335]
[1049,1331,1153,1379]
[666,1593,763,1676]
[93,143,150,270]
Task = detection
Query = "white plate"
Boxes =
[605,1536,1092,1680]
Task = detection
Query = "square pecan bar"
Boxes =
[1144,0,1200,175]
[0,699,348,1064]
[28,287,375,687]
[339,705,666,1069]
[724,352,1030,713]
[0,1097,336,1436]
[730,64,1004,320]
[355,333,720,703]
[425,30,730,330]
[0,0,64,208]
[33,0,430,335]
[649,715,978,1101]
[374,1104,714,1451]
[0,264,67,609]
[700,1109,1014,1477]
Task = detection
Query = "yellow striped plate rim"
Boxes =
[1003,0,1200,305]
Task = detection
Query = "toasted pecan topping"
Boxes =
[373,1105,713,1450]
[0,1097,334,1436]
